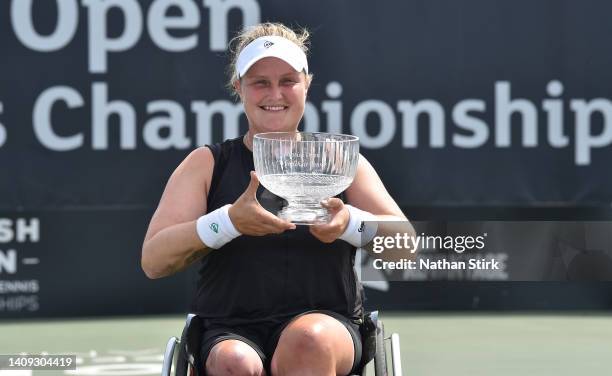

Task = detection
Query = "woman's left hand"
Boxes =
[309,198,350,243]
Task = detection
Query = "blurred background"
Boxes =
[1,0,612,375]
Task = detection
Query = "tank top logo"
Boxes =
[210,223,219,233]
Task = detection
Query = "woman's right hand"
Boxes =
[228,171,296,236]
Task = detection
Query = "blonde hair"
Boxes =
[226,22,313,98]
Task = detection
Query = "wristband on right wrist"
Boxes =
[196,204,241,249]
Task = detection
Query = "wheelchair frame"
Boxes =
[161,311,403,376]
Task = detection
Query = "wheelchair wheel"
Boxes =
[374,319,388,376]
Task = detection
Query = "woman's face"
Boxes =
[236,57,310,134]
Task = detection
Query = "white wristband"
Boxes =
[339,205,378,247]
[196,204,241,249]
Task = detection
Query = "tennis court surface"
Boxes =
[1,313,611,376]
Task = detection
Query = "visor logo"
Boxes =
[263,40,274,48]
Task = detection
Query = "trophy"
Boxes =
[253,132,360,224]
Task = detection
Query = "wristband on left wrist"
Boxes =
[339,205,378,247]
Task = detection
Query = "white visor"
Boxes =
[236,36,308,78]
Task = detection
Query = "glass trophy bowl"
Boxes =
[253,132,360,225]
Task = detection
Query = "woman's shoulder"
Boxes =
[167,147,214,190]
[185,146,214,168]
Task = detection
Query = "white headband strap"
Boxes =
[236,35,308,78]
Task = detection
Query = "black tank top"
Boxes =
[190,137,363,325]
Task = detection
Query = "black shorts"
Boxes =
[200,310,362,374]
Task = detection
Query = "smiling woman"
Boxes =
[141,21,412,376]
[236,57,310,138]
[228,27,313,144]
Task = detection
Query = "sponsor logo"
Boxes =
[209,223,219,233]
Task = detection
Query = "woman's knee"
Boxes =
[280,320,333,356]
[271,313,354,375]
[205,340,265,376]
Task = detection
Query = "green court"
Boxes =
[1,313,611,375]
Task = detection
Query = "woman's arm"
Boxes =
[310,154,416,259]
[141,147,214,279]
[347,155,417,260]
[141,148,296,279]
[345,155,407,220]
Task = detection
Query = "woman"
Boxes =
[142,23,409,376]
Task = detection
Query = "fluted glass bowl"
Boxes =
[253,132,359,224]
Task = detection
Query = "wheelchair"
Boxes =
[161,311,403,376]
